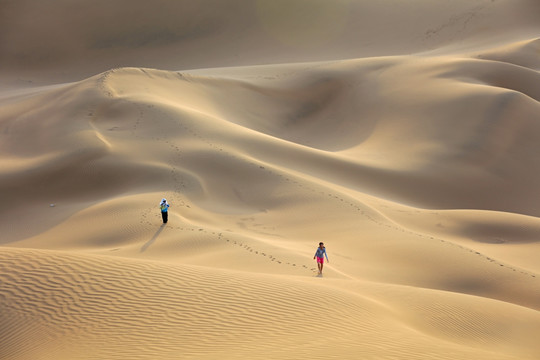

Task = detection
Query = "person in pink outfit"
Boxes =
[313,242,329,275]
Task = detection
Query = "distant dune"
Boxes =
[2,0,539,83]
[1,0,539,359]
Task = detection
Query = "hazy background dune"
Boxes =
[1,0,539,359]
[2,0,539,84]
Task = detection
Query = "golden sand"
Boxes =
[1,1,539,359]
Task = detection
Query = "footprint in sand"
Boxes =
[219,234,313,273]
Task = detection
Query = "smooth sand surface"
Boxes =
[1,0,539,359]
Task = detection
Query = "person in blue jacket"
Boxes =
[160,198,170,223]
[314,242,329,275]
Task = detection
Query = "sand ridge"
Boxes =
[2,247,538,360]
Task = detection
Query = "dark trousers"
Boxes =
[161,211,168,223]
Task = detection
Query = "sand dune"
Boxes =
[1,248,539,360]
[1,0,539,84]
[1,0,539,359]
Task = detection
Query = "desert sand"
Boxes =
[1,0,539,359]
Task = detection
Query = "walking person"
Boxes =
[160,198,170,223]
[314,242,329,275]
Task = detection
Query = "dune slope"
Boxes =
[1,0,539,359]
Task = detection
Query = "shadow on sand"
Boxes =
[141,224,165,252]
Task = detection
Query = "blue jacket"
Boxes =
[314,247,329,261]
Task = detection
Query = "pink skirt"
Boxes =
[316,257,324,264]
